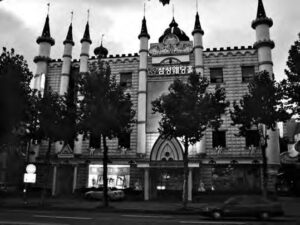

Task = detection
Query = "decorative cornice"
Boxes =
[195,65,204,69]
[80,53,89,57]
[137,121,146,124]
[137,91,147,94]
[258,60,273,66]
[80,38,92,44]
[139,49,149,53]
[251,17,273,29]
[36,36,55,46]
[61,73,70,77]
[33,56,51,63]
[63,54,72,58]
[193,45,204,50]
[253,39,275,49]
[63,39,75,46]
[138,69,148,72]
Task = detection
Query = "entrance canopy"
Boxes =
[150,136,183,161]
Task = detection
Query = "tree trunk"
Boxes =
[41,139,52,205]
[182,137,189,209]
[261,143,268,198]
[102,135,109,207]
[258,124,268,198]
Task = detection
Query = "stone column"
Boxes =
[52,165,57,196]
[144,167,150,201]
[188,168,193,201]
[72,165,78,193]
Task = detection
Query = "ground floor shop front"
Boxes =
[36,160,264,200]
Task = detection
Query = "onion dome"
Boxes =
[63,23,74,46]
[192,12,204,35]
[94,42,108,58]
[251,0,273,29]
[138,17,150,39]
[159,17,189,43]
[80,22,92,44]
[36,15,55,46]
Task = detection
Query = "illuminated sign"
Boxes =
[148,65,193,76]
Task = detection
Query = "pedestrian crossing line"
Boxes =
[33,215,92,220]
[122,214,173,219]
[0,221,69,225]
[180,221,246,225]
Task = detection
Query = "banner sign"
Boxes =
[148,65,193,76]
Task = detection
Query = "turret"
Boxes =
[33,14,55,92]
[79,21,92,73]
[252,0,279,166]
[137,16,150,157]
[192,12,204,76]
[252,0,274,75]
[59,21,74,95]
[192,11,206,155]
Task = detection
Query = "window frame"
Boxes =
[120,72,133,88]
[241,65,255,83]
[210,67,224,84]
[212,130,226,148]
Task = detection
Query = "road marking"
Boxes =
[180,221,246,225]
[0,221,69,225]
[33,215,92,220]
[122,214,173,219]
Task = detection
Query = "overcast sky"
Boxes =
[0,0,299,81]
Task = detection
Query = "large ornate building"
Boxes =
[31,0,281,200]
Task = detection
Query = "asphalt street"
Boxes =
[0,209,297,225]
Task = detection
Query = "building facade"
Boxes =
[31,0,281,200]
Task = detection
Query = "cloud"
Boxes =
[0,8,36,72]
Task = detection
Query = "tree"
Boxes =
[231,71,290,197]
[152,72,229,209]
[29,89,67,203]
[281,34,300,117]
[78,59,135,207]
[0,48,33,150]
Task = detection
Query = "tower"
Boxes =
[79,20,92,73]
[252,0,280,165]
[33,13,55,92]
[192,11,206,155]
[59,20,74,95]
[137,16,150,156]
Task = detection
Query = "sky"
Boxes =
[0,0,299,81]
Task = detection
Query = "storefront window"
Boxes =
[88,165,130,189]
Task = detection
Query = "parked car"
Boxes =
[85,187,125,201]
[201,195,284,220]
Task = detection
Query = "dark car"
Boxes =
[201,195,284,220]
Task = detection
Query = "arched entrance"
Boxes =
[149,136,184,200]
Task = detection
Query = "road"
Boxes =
[0,209,297,225]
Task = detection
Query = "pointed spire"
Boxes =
[64,24,74,46]
[252,0,273,29]
[63,12,74,46]
[192,12,204,35]
[257,0,267,19]
[36,13,55,45]
[169,17,178,28]
[138,16,150,39]
[81,10,92,44]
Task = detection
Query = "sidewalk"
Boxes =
[0,195,299,217]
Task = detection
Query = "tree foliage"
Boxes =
[281,34,300,117]
[231,71,290,136]
[0,48,33,147]
[152,72,229,146]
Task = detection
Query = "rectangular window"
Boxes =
[210,68,223,83]
[118,132,131,149]
[120,72,132,88]
[245,130,260,147]
[241,66,255,82]
[212,131,226,148]
[89,133,101,149]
